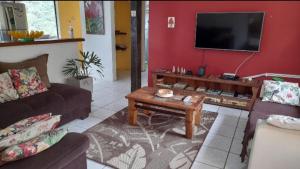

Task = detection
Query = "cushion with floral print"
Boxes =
[0,113,52,140]
[8,67,47,98]
[0,72,19,103]
[0,115,61,151]
[0,128,67,165]
[262,80,300,106]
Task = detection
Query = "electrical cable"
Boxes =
[234,52,256,75]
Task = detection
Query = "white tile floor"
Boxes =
[61,70,249,169]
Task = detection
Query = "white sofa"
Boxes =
[248,119,300,169]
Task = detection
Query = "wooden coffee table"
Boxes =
[125,87,205,139]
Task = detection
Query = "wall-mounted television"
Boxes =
[195,12,265,52]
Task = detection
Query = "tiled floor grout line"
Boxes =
[222,111,242,169]
[203,142,230,152]
[199,161,223,169]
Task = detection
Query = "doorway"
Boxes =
[113,1,149,87]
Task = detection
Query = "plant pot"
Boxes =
[66,77,93,93]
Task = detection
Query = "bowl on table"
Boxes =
[156,89,174,98]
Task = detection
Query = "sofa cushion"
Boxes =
[0,54,51,88]
[0,113,51,140]
[0,115,61,151]
[8,67,48,98]
[262,80,300,105]
[0,128,67,165]
[267,115,300,130]
[0,133,89,169]
[19,91,64,116]
[0,72,19,103]
[49,83,92,114]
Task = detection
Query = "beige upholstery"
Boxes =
[248,120,300,169]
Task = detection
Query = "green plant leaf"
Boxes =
[63,50,104,79]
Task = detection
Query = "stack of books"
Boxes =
[156,83,173,89]
[220,91,234,97]
[173,82,188,89]
[196,86,206,92]
[206,89,222,95]
[185,86,195,91]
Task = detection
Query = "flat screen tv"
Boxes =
[195,12,264,52]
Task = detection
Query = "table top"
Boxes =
[126,87,205,111]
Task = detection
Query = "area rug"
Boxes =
[84,108,217,169]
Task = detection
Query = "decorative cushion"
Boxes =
[262,80,300,106]
[267,115,300,130]
[0,115,61,151]
[0,128,67,165]
[0,54,51,88]
[8,67,48,98]
[0,113,52,140]
[260,80,299,98]
[0,72,19,103]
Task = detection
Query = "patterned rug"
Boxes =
[84,108,217,169]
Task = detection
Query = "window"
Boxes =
[21,1,58,38]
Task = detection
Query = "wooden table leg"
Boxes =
[195,106,202,126]
[128,99,137,125]
[185,110,194,139]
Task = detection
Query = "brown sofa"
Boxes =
[0,83,91,128]
[0,83,92,169]
[241,99,300,161]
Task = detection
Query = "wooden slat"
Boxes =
[135,104,185,117]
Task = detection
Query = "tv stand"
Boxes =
[152,71,262,111]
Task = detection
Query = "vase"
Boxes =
[66,77,93,93]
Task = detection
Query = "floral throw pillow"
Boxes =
[8,67,47,98]
[0,115,61,151]
[262,80,300,106]
[0,128,67,165]
[0,113,52,140]
[0,72,19,103]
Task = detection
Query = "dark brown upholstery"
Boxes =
[0,84,91,169]
[0,133,89,169]
[0,83,91,128]
[241,99,300,161]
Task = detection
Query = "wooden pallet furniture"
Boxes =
[152,71,262,111]
[126,87,205,139]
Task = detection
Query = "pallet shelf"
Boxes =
[152,71,262,111]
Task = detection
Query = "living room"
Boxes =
[0,1,300,169]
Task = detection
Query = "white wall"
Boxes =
[0,42,79,83]
[80,1,116,81]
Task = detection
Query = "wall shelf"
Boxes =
[116,44,127,51]
[115,30,127,35]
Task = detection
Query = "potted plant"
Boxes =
[63,51,103,92]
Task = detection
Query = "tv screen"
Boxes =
[195,12,264,52]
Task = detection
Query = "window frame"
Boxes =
[22,0,59,38]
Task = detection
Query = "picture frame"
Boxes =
[84,1,105,35]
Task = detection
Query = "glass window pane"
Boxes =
[21,1,58,38]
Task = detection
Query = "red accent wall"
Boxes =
[148,1,300,85]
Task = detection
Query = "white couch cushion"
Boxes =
[267,115,300,130]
